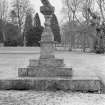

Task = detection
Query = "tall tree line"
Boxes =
[0,0,42,46]
[0,0,61,46]
[0,0,34,46]
[61,0,105,52]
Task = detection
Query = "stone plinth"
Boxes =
[18,0,72,88]
[18,66,72,78]
[29,58,65,67]
[0,79,103,93]
[40,41,55,59]
[18,0,72,79]
[18,57,72,78]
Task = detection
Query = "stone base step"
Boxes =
[18,67,72,77]
[29,58,65,67]
[0,78,104,93]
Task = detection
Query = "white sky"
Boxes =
[30,0,63,24]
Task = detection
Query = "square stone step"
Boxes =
[0,78,103,93]
[29,58,65,67]
[18,66,72,78]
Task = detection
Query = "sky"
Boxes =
[30,0,63,24]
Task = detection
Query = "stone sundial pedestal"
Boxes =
[16,1,101,92]
[18,0,72,78]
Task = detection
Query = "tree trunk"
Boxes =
[83,32,86,52]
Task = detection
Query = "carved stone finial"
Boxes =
[41,0,51,6]
[40,0,54,15]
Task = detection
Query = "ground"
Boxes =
[0,47,105,105]
[0,91,104,105]
[0,47,105,81]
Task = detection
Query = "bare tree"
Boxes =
[0,0,9,42]
[11,0,34,46]
[82,0,93,20]
[81,0,95,52]
[62,0,83,50]
[97,0,105,21]
[62,0,83,24]
[11,0,34,33]
[0,0,8,21]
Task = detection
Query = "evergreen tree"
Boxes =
[26,12,43,46]
[24,13,33,32]
[26,26,43,46]
[24,13,33,46]
[34,13,41,27]
[0,19,3,43]
[51,13,61,43]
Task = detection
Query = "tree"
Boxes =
[26,12,43,46]
[61,21,80,49]
[97,0,105,21]
[78,0,95,52]
[24,12,33,46]
[4,23,22,46]
[61,0,105,52]
[11,0,34,33]
[50,13,61,43]
[0,19,4,43]
[24,12,33,33]
[26,27,44,46]
[62,0,83,24]
[10,10,17,24]
[0,0,8,21]
[0,0,9,43]
[5,23,19,40]
[62,0,83,50]
[34,13,41,27]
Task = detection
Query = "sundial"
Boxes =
[18,0,72,78]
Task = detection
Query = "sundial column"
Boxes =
[40,5,55,59]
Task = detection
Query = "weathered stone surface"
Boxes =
[29,60,39,67]
[29,58,65,67]
[40,6,54,15]
[17,0,73,91]
[18,68,28,77]
[18,66,72,78]
[0,79,103,93]
[40,42,55,59]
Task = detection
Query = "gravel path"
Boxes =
[0,91,104,105]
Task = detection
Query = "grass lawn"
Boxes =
[0,49,105,104]
[0,51,105,80]
[0,91,104,105]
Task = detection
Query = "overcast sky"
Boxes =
[30,0,63,24]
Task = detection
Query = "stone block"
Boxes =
[29,60,39,67]
[55,67,72,78]
[11,80,30,90]
[0,79,103,93]
[29,58,65,67]
[18,68,28,77]
[0,80,12,90]
[18,66,72,78]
